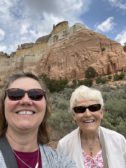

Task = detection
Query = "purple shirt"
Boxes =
[14,149,42,168]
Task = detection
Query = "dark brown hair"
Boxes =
[0,72,51,144]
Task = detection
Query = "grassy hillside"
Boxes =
[48,84,126,141]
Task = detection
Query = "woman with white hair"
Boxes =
[57,85,126,168]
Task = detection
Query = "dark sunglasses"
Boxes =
[73,104,101,113]
[6,88,46,101]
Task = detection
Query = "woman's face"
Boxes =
[4,77,46,134]
[73,100,104,134]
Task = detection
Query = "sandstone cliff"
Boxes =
[0,21,126,85]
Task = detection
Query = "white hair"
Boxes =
[70,85,104,113]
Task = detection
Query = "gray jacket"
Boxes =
[0,144,77,168]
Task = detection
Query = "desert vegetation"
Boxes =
[40,73,126,141]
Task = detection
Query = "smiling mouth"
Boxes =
[83,119,95,123]
[16,111,35,115]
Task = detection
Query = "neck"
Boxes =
[6,129,38,152]
[80,130,101,156]
[80,129,99,141]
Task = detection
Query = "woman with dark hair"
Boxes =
[0,72,76,168]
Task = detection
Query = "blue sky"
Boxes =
[0,0,126,54]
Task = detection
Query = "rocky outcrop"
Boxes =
[0,21,126,85]
[0,52,9,57]
[17,43,34,50]
[36,28,126,80]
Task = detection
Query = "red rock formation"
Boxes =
[0,22,126,83]
[36,28,126,80]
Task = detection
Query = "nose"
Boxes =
[84,108,92,116]
[19,93,33,105]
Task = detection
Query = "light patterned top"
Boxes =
[83,150,104,168]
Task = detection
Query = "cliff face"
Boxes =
[37,28,126,80]
[0,21,126,86]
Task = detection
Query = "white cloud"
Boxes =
[0,28,5,41]
[20,23,30,35]
[0,0,92,54]
[108,0,126,10]
[0,0,16,21]
[0,45,7,52]
[115,30,126,45]
[25,0,89,17]
[96,17,115,32]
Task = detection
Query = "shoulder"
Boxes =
[57,128,80,156]
[39,145,77,168]
[40,144,71,158]
[40,144,59,156]
[58,128,79,145]
[100,126,126,142]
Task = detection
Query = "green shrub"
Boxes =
[96,76,107,84]
[113,72,125,81]
[78,79,93,87]
[85,67,97,78]
[40,74,68,92]
[107,75,112,80]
